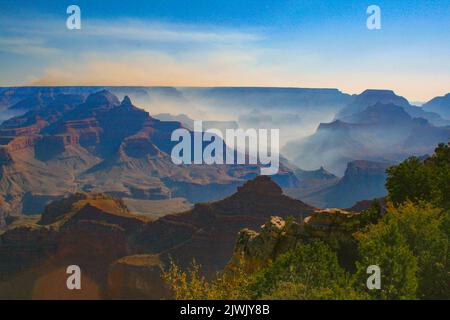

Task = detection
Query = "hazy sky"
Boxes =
[0,0,449,101]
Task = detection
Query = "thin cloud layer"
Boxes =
[0,11,448,101]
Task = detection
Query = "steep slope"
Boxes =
[337,89,411,119]
[0,193,148,299]
[283,166,340,201]
[154,113,239,132]
[0,176,314,299]
[284,103,449,175]
[336,89,448,126]
[0,86,102,114]
[422,93,450,120]
[135,176,315,275]
[302,160,391,208]
[229,208,358,272]
[0,90,298,224]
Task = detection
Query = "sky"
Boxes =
[0,0,449,101]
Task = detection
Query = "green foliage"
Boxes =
[354,201,385,229]
[355,202,449,299]
[161,241,363,300]
[318,202,384,273]
[251,240,362,299]
[163,201,449,300]
[390,203,449,299]
[260,281,365,300]
[355,214,419,299]
[386,143,449,210]
[163,143,449,300]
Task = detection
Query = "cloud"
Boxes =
[0,14,263,45]
[29,49,281,86]
[1,14,274,87]
[1,13,449,101]
[83,19,263,43]
[0,37,61,56]
[27,45,450,103]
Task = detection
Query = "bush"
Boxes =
[355,202,449,299]
[386,143,449,210]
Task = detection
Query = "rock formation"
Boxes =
[0,176,315,299]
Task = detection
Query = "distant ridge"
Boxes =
[423,93,450,120]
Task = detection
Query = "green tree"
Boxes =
[389,202,449,299]
[162,241,363,300]
[386,143,450,210]
[355,202,449,299]
[261,281,365,300]
[251,241,354,299]
[386,157,434,206]
[355,215,418,299]
[424,142,450,211]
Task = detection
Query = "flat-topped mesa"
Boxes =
[317,119,350,131]
[236,176,283,196]
[39,192,147,233]
[344,159,391,176]
[39,192,106,224]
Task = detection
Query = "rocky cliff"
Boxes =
[0,90,298,223]
[0,176,314,299]
[301,160,391,208]
[229,208,356,272]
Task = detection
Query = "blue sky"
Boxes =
[0,0,449,101]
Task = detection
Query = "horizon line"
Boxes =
[1,85,447,103]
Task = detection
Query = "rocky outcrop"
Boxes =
[302,160,391,208]
[336,89,411,119]
[40,193,93,224]
[0,90,301,221]
[0,224,59,276]
[0,176,315,299]
[137,176,315,276]
[120,135,160,158]
[231,216,306,270]
[0,147,13,166]
[336,89,448,126]
[83,90,120,109]
[8,91,56,111]
[229,208,356,271]
[107,254,171,299]
[209,176,313,217]
[0,122,44,137]
[236,175,282,196]
[341,103,412,125]
[34,135,67,161]
[0,193,148,298]
[303,208,354,236]
[285,89,450,175]
[346,198,386,213]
